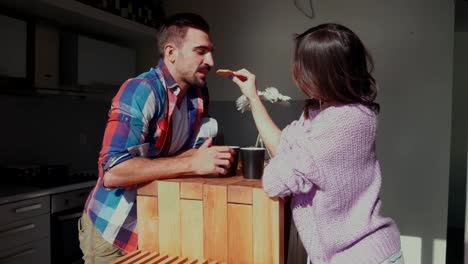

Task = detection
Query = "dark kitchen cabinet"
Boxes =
[0,0,158,44]
[0,185,94,264]
[34,23,60,89]
[0,238,50,264]
[0,15,27,80]
[0,14,28,90]
[0,0,161,97]
[0,196,51,264]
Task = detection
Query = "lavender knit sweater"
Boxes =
[263,104,401,264]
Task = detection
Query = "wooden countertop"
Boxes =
[138,176,263,205]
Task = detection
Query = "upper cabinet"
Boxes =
[0,0,160,96]
[60,33,136,91]
[0,0,159,45]
[35,23,60,89]
[0,15,27,79]
[76,35,136,87]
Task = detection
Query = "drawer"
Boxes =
[51,188,91,214]
[0,237,50,264]
[0,196,50,226]
[0,214,50,251]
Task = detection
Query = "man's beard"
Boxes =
[190,65,211,88]
[191,77,206,88]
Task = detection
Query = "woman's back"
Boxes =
[263,104,401,264]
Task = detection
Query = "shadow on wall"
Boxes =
[210,100,305,147]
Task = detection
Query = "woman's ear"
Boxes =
[164,44,177,63]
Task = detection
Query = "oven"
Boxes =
[50,187,92,264]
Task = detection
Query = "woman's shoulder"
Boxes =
[312,103,376,125]
[282,104,376,138]
[298,104,377,141]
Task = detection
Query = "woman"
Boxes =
[230,23,403,264]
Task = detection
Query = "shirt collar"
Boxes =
[156,60,181,95]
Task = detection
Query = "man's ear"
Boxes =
[163,44,178,63]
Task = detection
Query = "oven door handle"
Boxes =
[57,212,83,221]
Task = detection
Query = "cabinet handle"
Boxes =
[0,248,36,261]
[0,223,35,237]
[14,203,42,213]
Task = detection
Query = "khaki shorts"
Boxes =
[78,213,126,264]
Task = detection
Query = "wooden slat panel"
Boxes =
[114,250,142,264]
[121,251,151,264]
[138,181,159,196]
[253,189,284,264]
[158,256,179,264]
[203,184,228,262]
[180,178,206,200]
[181,199,204,259]
[158,181,181,256]
[134,252,160,264]
[174,257,189,264]
[227,204,253,263]
[137,196,159,252]
[146,254,169,264]
[227,179,262,204]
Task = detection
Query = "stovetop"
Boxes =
[1,165,98,188]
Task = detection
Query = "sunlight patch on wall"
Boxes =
[432,239,446,264]
[401,235,422,264]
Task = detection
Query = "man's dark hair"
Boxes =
[157,13,210,58]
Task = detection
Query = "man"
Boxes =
[78,13,233,263]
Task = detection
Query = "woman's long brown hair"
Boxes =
[292,23,379,118]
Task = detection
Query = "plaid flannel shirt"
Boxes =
[83,60,209,252]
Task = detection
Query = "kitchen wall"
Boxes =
[0,93,109,172]
[164,0,454,263]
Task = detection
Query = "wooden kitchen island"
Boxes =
[115,176,284,264]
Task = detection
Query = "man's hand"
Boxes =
[190,138,233,175]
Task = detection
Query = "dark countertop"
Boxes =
[0,180,97,205]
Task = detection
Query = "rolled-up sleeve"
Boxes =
[98,78,157,175]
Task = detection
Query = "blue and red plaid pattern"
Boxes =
[83,60,209,252]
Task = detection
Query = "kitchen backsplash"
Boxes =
[0,94,109,170]
[0,93,304,170]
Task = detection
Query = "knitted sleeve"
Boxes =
[262,105,376,197]
[262,120,319,197]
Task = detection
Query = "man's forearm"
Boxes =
[173,148,197,158]
[104,156,195,188]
